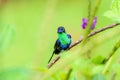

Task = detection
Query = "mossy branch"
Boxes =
[47,23,120,69]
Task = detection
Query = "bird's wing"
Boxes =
[54,39,60,49]
[54,39,61,54]
[67,34,71,39]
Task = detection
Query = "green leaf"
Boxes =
[91,65,104,75]
[104,10,120,23]
[0,68,30,80]
[111,0,120,13]
[0,25,15,54]
[112,63,120,75]
[92,73,106,80]
[104,0,120,23]
[72,58,92,77]
[92,55,105,65]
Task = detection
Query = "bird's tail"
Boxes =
[48,51,55,63]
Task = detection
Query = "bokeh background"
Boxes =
[0,0,120,80]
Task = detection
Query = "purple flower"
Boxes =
[81,17,97,30]
[91,17,97,30]
[82,18,87,29]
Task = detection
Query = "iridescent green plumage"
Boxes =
[58,33,71,45]
[48,26,71,63]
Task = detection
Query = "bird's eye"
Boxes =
[61,29,64,32]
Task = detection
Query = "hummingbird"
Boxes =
[48,26,72,63]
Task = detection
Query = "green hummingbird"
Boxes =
[48,26,72,63]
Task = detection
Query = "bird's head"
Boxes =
[57,26,66,34]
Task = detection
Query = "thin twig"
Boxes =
[69,23,120,50]
[47,55,61,69]
[68,36,84,49]
[65,68,73,80]
[47,23,120,69]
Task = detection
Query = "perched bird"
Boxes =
[48,26,72,63]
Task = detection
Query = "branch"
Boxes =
[69,23,120,49]
[47,23,120,69]
[47,55,61,69]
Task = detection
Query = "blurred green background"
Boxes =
[0,0,120,80]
